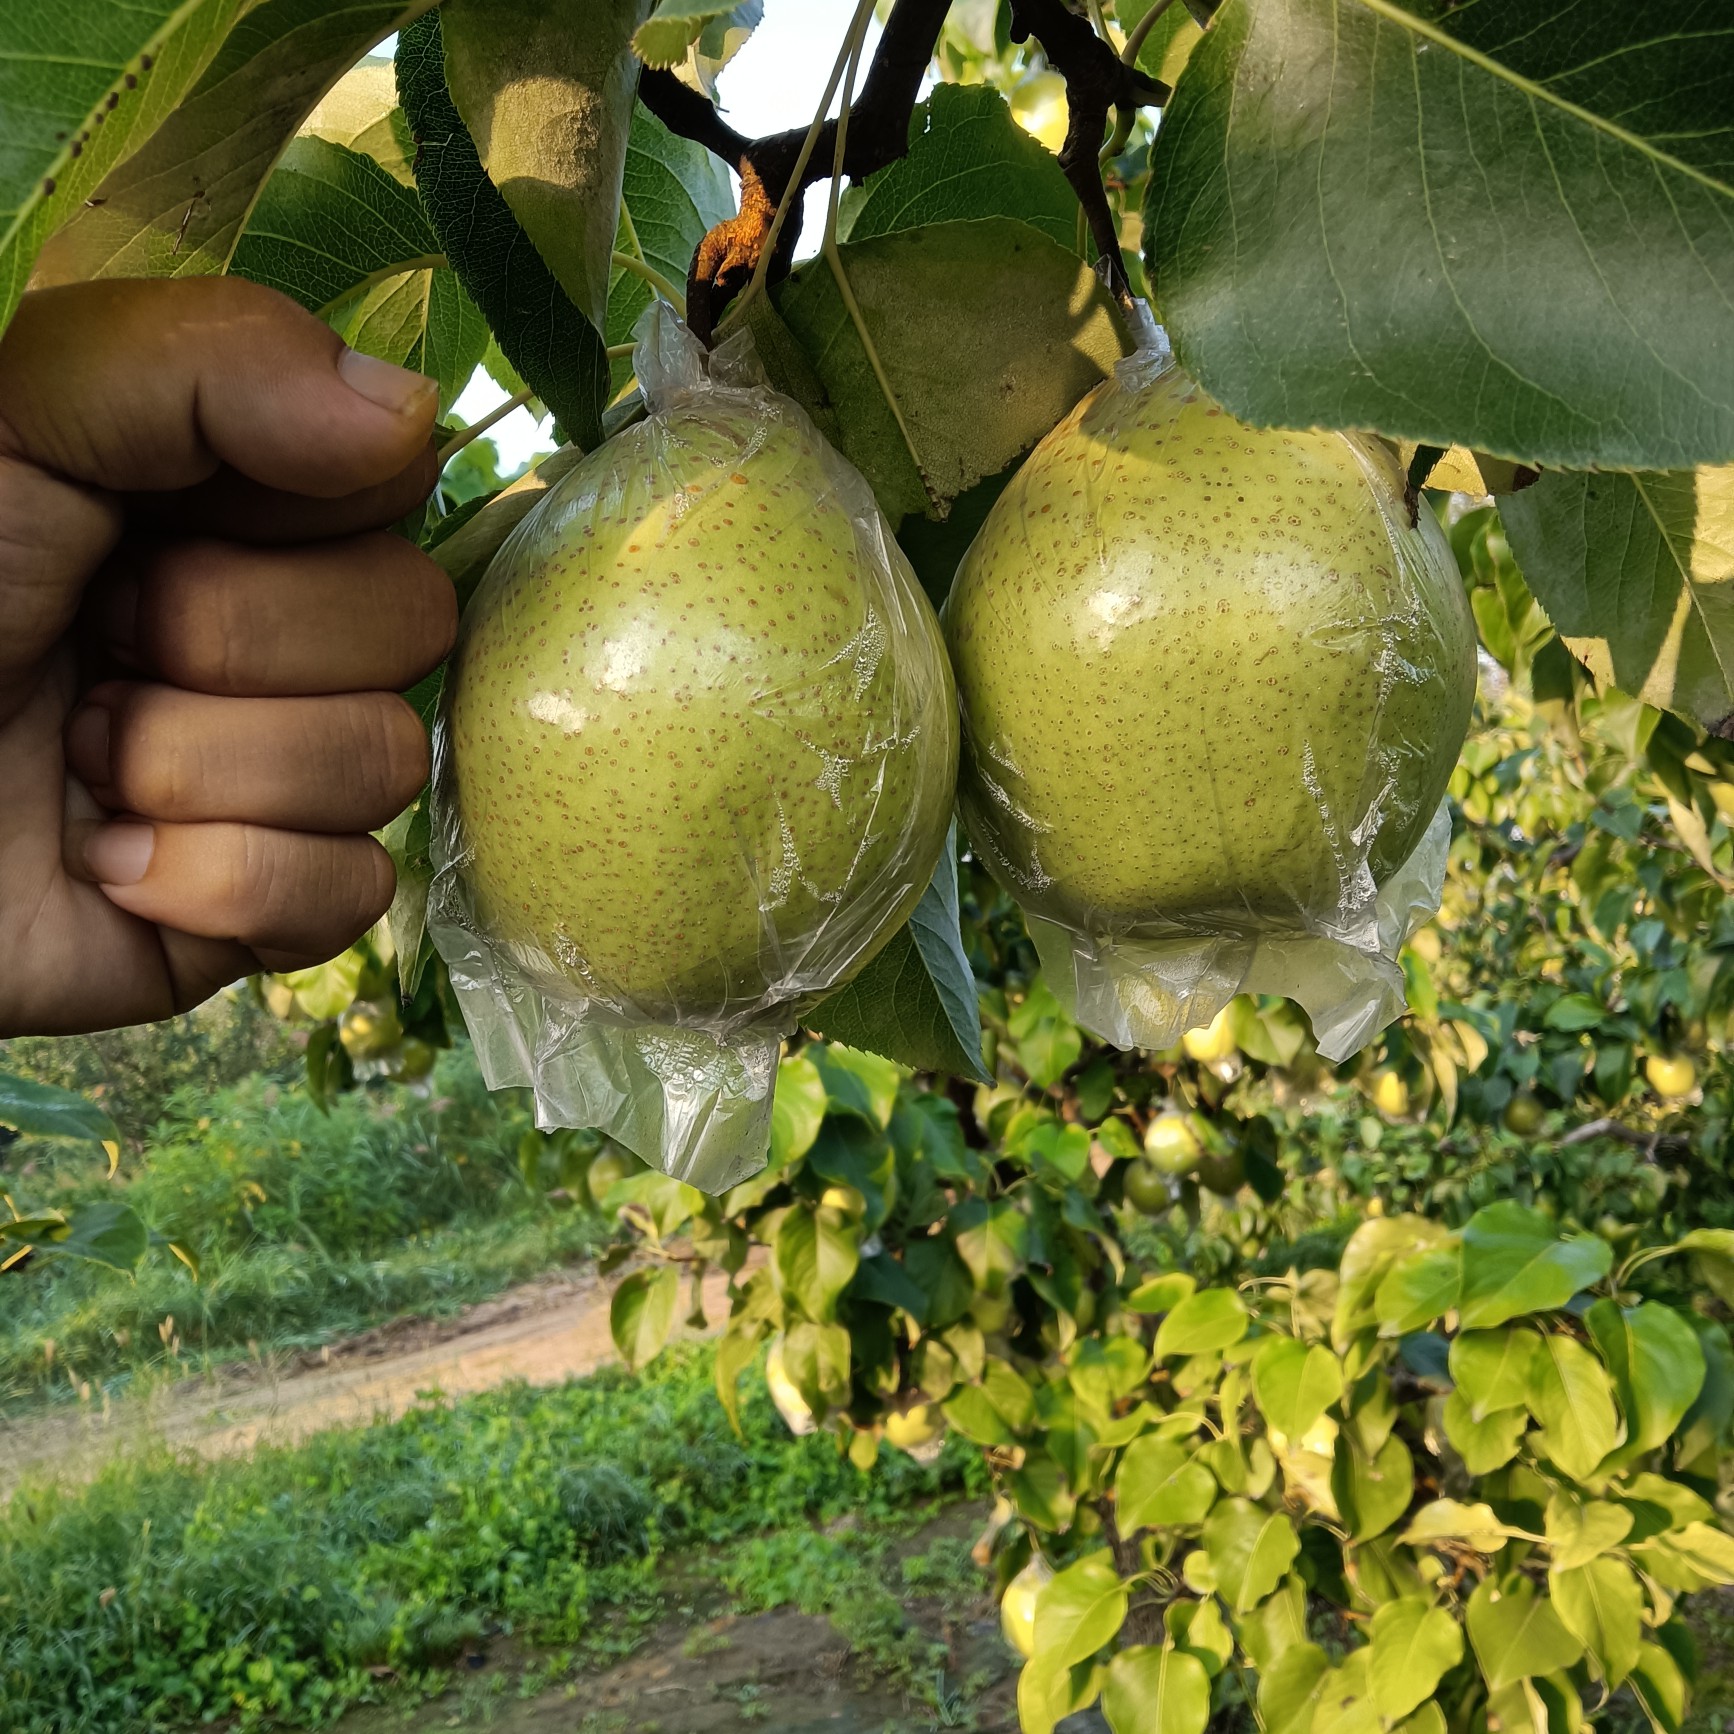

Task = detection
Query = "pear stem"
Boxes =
[437,388,535,466]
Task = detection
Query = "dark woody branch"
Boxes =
[639,0,1170,342]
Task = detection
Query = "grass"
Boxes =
[0,1045,606,1405]
[0,1343,989,1732]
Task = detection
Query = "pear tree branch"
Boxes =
[1005,0,1169,312]
[639,0,1171,342]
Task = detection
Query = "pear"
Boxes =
[444,396,957,1022]
[944,365,1476,939]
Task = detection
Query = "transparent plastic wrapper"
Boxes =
[428,304,957,1190]
[943,310,1476,1063]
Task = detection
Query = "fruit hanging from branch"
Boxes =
[945,351,1478,1060]
[428,307,957,1188]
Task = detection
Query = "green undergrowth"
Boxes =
[0,1344,987,1733]
[0,1047,602,1405]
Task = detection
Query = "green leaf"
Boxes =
[1504,467,1734,735]
[1441,1390,1528,1476]
[1456,1203,1612,1329]
[1585,1299,1707,1458]
[1007,979,1083,1089]
[1238,1573,1309,1669]
[779,1318,851,1412]
[1631,1642,1688,1734]
[1368,1596,1464,1722]
[1115,1434,1219,1531]
[807,829,989,1081]
[1332,1430,1413,1542]
[30,0,430,291]
[1373,1245,1461,1335]
[1311,1652,1380,1734]
[1545,1494,1634,1571]
[773,1204,859,1324]
[32,1200,149,1273]
[1126,1271,1196,1314]
[810,1045,901,1129]
[1147,0,1734,470]
[768,1054,827,1169]
[712,1320,761,1436]
[1034,1549,1128,1670]
[1635,1520,1734,1588]
[1466,1577,1584,1692]
[1202,1498,1299,1614]
[0,1072,120,1148]
[1332,1215,1452,1343]
[302,59,414,181]
[1252,1337,1344,1439]
[770,217,1124,522]
[440,0,643,334]
[396,10,608,446]
[607,102,734,389]
[610,1264,680,1370]
[950,1197,1028,1292]
[1450,1327,1542,1422]
[1401,1498,1526,1555]
[1258,1644,1330,1734]
[633,0,757,69]
[0,0,250,335]
[1155,1289,1249,1359]
[1101,1642,1210,1734]
[839,84,1079,253]
[232,135,438,309]
[1550,1555,1644,1687]
[1528,1335,1622,1483]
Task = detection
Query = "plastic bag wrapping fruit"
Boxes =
[427,303,957,1191]
[944,316,1475,1065]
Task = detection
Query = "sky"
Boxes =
[449,0,888,471]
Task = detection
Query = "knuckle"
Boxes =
[147,544,253,694]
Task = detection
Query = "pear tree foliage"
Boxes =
[3,0,1734,1725]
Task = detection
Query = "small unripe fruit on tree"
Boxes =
[1646,1053,1698,1099]
[1369,1069,1411,1119]
[1144,1111,1203,1176]
[338,1000,401,1060]
[1182,1007,1238,1065]
[1122,1159,1172,1214]
[1502,1090,1545,1135]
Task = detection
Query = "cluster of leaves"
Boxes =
[608,1048,1734,1734]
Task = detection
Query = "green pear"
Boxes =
[944,365,1476,933]
[445,399,956,1019]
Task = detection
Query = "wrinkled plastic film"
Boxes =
[948,305,1473,1065]
[429,304,957,1191]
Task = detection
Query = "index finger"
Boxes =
[0,278,439,501]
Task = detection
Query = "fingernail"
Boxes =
[86,822,154,887]
[66,704,111,787]
[338,346,438,416]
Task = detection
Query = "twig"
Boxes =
[437,388,534,466]
[1006,0,1169,313]
[640,0,951,343]
[611,250,687,315]
[1559,1117,1691,1162]
[1122,0,1181,65]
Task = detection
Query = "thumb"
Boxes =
[0,278,439,499]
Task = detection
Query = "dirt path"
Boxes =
[0,1260,744,1497]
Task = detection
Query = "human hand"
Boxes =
[0,279,457,1037]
